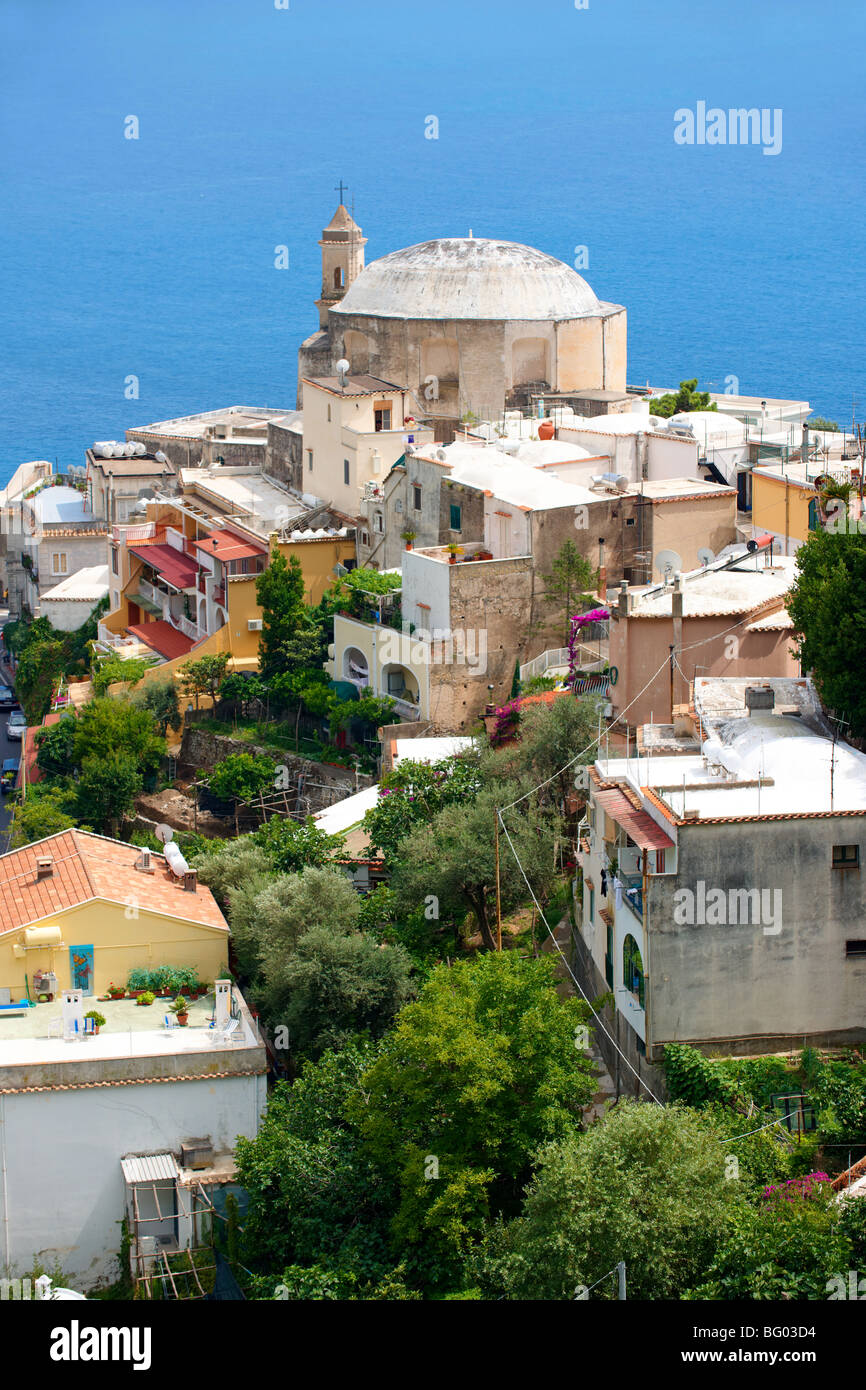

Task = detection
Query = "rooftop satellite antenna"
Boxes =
[154,823,174,846]
[336,358,350,392]
[697,546,715,567]
[654,549,683,580]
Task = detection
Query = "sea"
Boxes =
[1,0,865,486]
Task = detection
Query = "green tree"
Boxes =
[136,678,181,735]
[11,783,78,846]
[252,817,344,874]
[76,751,142,835]
[218,672,264,721]
[389,778,559,951]
[178,652,231,712]
[15,638,65,723]
[73,697,164,776]
[809,416,840,432]
[206,752,278,835]
[272,924,415,1058]
[479,1100,743,1300]
[349,953,596,1285]
[363,753,482,863]
[34,716,77,780]
[542,539,598,644]
[256,547,307,680]
[234,1043,395,1281]
[648,378,718,419]
[193,837,273,912]
[786,528,866,739]
[500,691,602,810]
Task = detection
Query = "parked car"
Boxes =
[6,710,26,741]
[1,758,19,793]
[0,685,17,710]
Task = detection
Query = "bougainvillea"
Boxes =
[567,608,609,688]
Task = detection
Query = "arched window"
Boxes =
[622,934,645,1008]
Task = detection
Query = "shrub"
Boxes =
[137,991,156,1006]
[127,968,150,992]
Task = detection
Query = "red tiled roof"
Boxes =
[0,829,228,934]
[127,621,195,661]
[194,529,265,563]
[128,542,199,590]
[594,787,675,851]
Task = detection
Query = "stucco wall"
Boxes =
[0,1072,265,1286]
[646,817,866,1055]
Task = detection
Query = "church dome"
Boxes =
[333,237,603,322]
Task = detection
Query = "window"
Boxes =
[361,530,369,547]
[334,267,344,289]
[626,517,636,527]
[832,844,859,868]
[307,450,313,472]
[52,552,68,576]
[327,404,331,422]
[808,498,820,531]
[655,849,666,873]
[846,940,866,957]
[623,934,646,1009]
[374,404,392,432]
[344,459,350,486]
[588,887,595,924]
[604,921,614,987]
[413,484,422,511]
[111,548,119,575]
[373,512,383,533]
[449,503,462,532]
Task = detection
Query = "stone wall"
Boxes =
[178,726,374,809]
[266,422,303,493]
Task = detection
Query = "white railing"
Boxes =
[113,522,156,542]
[171,613,199,641]
[392,695,421,720]
[138,577,161,607]
[519,647,570,682]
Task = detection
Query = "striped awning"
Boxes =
[121,1153,179,1185]
[594,787,675,851]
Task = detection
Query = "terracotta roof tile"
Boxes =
[0,830,227,934]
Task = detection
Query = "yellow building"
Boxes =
[97,500,356,685]
[0,830,229,999]
[751,459,865,555]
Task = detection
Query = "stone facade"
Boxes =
[266,420,304,493]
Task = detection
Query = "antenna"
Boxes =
[654,549,683,580]
[154,823,174,845]
[336,358,350,391]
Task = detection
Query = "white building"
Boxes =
[39,564,110,631]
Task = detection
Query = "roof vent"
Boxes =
[182,869,198,893]
[35,855,54,879]
[745,686,775,712]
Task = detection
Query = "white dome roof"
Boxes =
[334,237,605,322]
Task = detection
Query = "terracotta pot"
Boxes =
[538,419,555,440]
[449,555,457,564]
[177,1013,189,1026]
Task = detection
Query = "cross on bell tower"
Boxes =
[315,195,367,330]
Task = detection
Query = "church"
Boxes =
[298,203,627,438]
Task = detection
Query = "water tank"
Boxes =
[23,925,63,947]
[164,842,189,878]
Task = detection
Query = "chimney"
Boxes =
[183,869,198,893]
[672,572,684,620]
[35,855,54,880]
[617,578,630,618]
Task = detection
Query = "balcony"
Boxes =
[170,612,199,642]
[213,586,225,607]
[620,873,643,921]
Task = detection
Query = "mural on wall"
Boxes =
[69,944,94,996]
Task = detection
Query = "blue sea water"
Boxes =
[1,0,864,485]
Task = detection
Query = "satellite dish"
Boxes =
[154,823,174,845]
[654,549,683,579]
[697,546,716,567]
[336,358,350,389]
[154,450,168,464]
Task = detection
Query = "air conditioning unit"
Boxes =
[248,618,263,631]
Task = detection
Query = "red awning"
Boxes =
[129,543,200,591]
[127,622,195,662]
[194,529,265,563]
[594,787,675,851]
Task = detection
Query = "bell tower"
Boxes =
[315,192,366,329]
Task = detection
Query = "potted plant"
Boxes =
[446,543,463,564]
[85,1010,106,1035]
[400,528,416,551]
[126,967,150,998]
[137,991,156,1007]
[169,995,189,1026]
[107,982,124,1000]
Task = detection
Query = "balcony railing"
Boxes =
[620,873,643,921]
[213,586,225,606]
[171,613,199,642]
[392,695,421,720]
